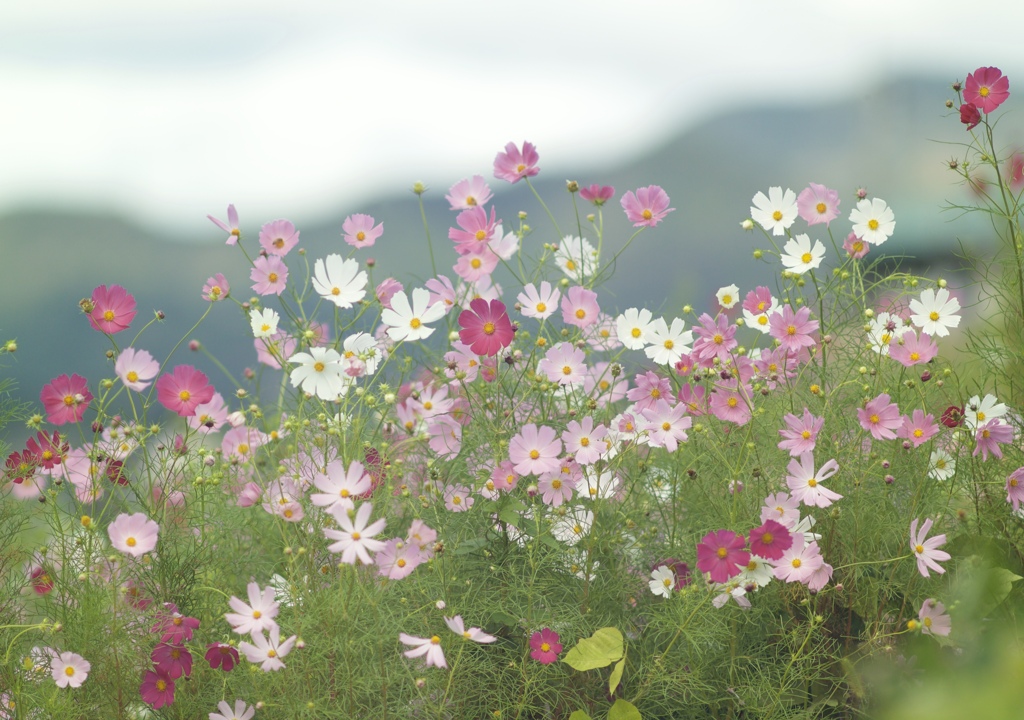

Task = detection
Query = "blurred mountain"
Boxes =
[0,76,997,416]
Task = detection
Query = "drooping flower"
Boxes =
[446,175,493,210]
[843,232,870,259]
[115,348,160,392]
[258,219,299,256]
[51,651,90,688]
[139,669,175,708]
[108,512,159,557]
[620,185,674,227]
[210,699,256,720]
[960,102,982,131]
[382,288,445,343]
[325,502,386,565]
[529,628,562,664]
[208,204,240,245]
[857,393,901,440]
[796,183,840,226]
[225,582,280,636]
[918,598,952,637]
[786,453,842,508]
[909,288,960,337]
[696,530,749,584]
[40,373,93,425]
[399,633,447,668]
[238,625,296,671]
[780,234,826,275]
[156,365,215,417]
[579,184,615,205]
[493,140,539,184]
[458,298,515,356]
[342,213,383,248]
[849,198,896,245]
[88,284,137,334]
[249,255,289,296]
[965,66,1010,113]
[311,254,368,309]
[750,186,798,235]
[910,518,950,578]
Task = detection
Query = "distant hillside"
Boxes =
[0,76,996,417]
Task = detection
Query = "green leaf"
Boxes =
[609,658,625,695]
[563,627,624,671]
[980,567,1022,617]
[569,712,592,720]
[607,699,641,720]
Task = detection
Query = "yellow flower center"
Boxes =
[801,252,812,263]
[126,536,137,547]
[791,558,801,568]
[466,196,476,206]
[772,210,783,221]
[727,397,738,408]
[529,450,540,460]
[536,302,547,313]
[410,318,422,329]
[267,649,277,658]
[356,231,366,242]
[516,164,526,173]
[980,86,990,97]
[761,532,773,544]
[471,258,482,269]
[977,411,986,421]
[452,496,461,505]
[551,479,562,489]
[211,286,222,297]
[127,371,139,382]
[314,362,325,372]
[431,635,441,644]
[869,414,879,424]
[575,309,586,319]
[253,610,262,619]
[565,260,576,271]
[483,322,496,335]
[716,547,728,558]
[65,666,75,677]
[268,272,279,283]
[352,532,361,541]
[156,679,167,691]
[664,339,674,349]
[541,642,551,652]
[815,202,826,214]
[801,430,811,439]
[807,478,817,487]
[721,295,732,304]
[758,315,768,325]
[868,219,879,230]
[397,558,407,567]
[63,395,74,406]
[787,325,796,335]
[562,365,572,375]
[642,209,653,220]
[579,437,590,447]
[179,390,191,402]
[910,352,919,361]
[713,334,723,344]
[915,544,924,554]
[913,429,924,438]
[332,287,341,295]
[103,310,115,321]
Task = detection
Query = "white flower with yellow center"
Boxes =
[780,234,825,275]
[554,235,598,282]
[716,284,740,309]
[643,317,692,366]
[616,307,654,350]
[649,565,675,598]
[750,186,798,236]
[287,347,344,401]
[909,288,960,338]
[311,254,368,309]
[849,197,895,245]
[382,288,445,342]
[250,308,280,339]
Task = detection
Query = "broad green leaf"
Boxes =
[980,568,1022,617]
[608,658,625,695]
[563,627,624,671]
[569,712,592,720]
[607,699,641,720]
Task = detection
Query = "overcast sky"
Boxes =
[4,0,1024,232]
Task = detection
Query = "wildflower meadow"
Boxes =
[4,68,1024,719]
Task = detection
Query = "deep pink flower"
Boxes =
[156,365,215,417]
[579,184,615,205]
[897,410,939,448]
[151,644,192,680]
[88,284,137,334]
[493,141,539,184]
[205,643,240,672]
[561,285,600,329]
[941,405,964,428]
[446,175,493,210]
[960,102,981,130]
[5,449,36,485]
[258,219,299,256]
[965,66,1009,113]
[778,408,824,456]
[696,529,749,584]
[529,628,562,664]
[796,183,840,227]
[250,255,288,296]
[843,232,870,259]
[748,519,793,561]
[139,669,175,708]
[40,374,92,425]
[342,213,383,248]
[857,393,901,440]
[973,419,1013,461]
[208,204,240,245]
[768,305,819,353]
[888,332,938,367]
[620,185,674,228]
[508,424,562,476]
[24,430,68,471]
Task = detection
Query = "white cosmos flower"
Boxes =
[849,198,895,245]
[288,347,345,400]
[555,235,599,282]
[649,565,675,598]
[716,285,740,309]
[742,299,781,334]
[867,312,913,355]
[643,317,692,366]
[750,187,798,236]
[341,332,382,376]
[616,307,654,350]
[551,506,594,546]
[908,288,960,337]
[250,308,280,339]
[964,393,1007,431]
[312,254,368,309]
[928,448,956,481]
[382,288,445,342]
[780,234,825,275]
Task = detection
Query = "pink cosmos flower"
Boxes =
[376,538,423,580]
[51,651,90,688]
[709,383,752,426]
[238,625,296,671]
[696,530,749,584]
[458,298,515,356]
[151,643,192,680]
[508,424,562,476]
[446,175,493,210]
[310,459,371,511]
[620,185,674,228]
[453,248,499,282]
[374,277,403,310]
[156,365,215,417]
[796,183,840,226]
[250,255,288,296]
[255,331,297,369]
[40,373,93,425]
[677,383,708,416]
[529,628,562,664]
[965,66,1010,113]
[153,605,200,644]
[490,461,519,494]
[188,391,229,433]
[761,492,801,530]
[858,393,902,440]
[807,561,834,593]
[642,399,692,453]
[778,408,824,456]
[960,102,982,131]
[428,416,462,458]
[325,502,387,565]
[211,700,255,720]
[769,305,819,353]
[561,285,600,329]
[897,410,939,448]
[425,275,457,314]
[88,284,136,334]
[518,281,560,320]
[202,273,230,302]
[973,419,1013,461]
[1006,467,1024,512]
[537,468,577,507]
[444,615,497,644]
[786,453,842,508]
[749,519,793,561]
[400,633,447,668]
[918,598,951,636]
[225,581,280,636]
[889,332,938,367]
[773,535,824,584]
[910,518,950,578]
[843,232,870,259]
[208,204,240,245]
[692,313,738,364]
[342,213,383,248]
[258,219,299,256]
[493,140,539,184]
[562,417,608,465]
[579,184,615,205]
[108,512,159,557]
[443,483,474,512]
[627,371,672,413]
[205,643,240,671]
[115,348,159,392]
[449,206,498,254]
[139,670,174,708]
[537,342,587,386]
[25,431,66,472]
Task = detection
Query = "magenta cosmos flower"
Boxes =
[748,519,793,561]
[508,424,562,476]
[342,213,384,248]
[494,141,539,184]
[204,643,239,672]
[458,298,515,356]
[960,102,982,131]
[620,185,674,228]
[88,284,137,334]
[258,219,299,256]
[965,66,1009,114]
[529,628,562,664]
[156,365,215,417]
[1007,467,1024,512]
[40,373,93,425]
[696,529,749,584]
[151,643,192,680]
[139,669,175,708]
[579,184,615,206]
[107,512,160,557]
